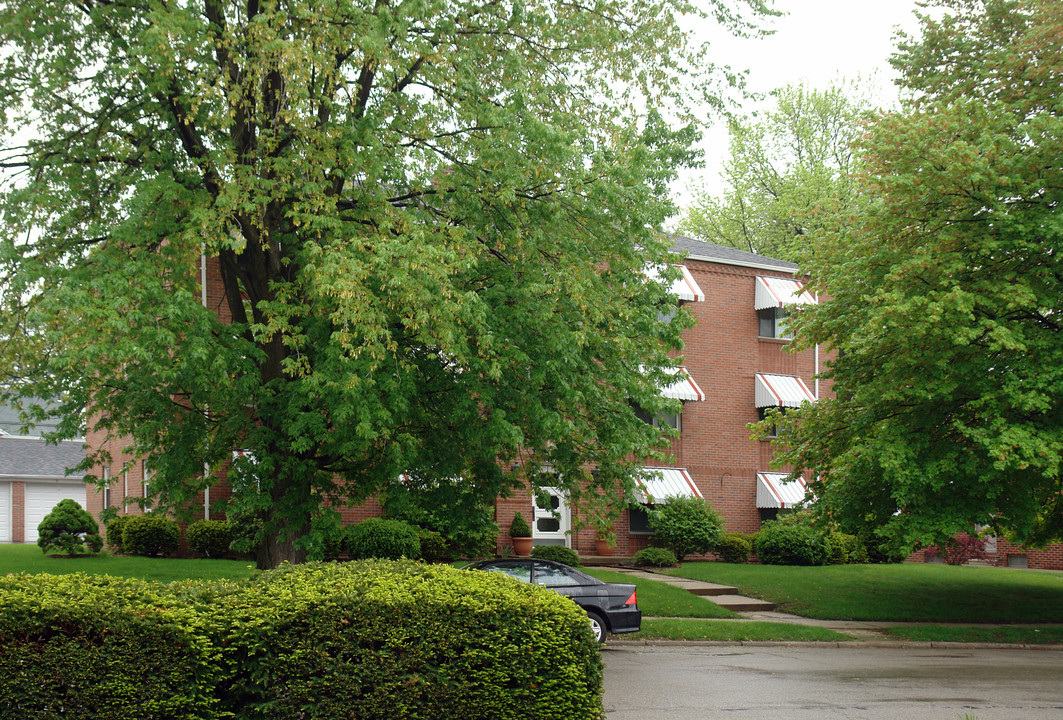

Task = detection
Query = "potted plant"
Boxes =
[509,511,534,556]
[594,520,617,556]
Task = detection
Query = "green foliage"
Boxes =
[715,533,753,563]
[186,520,234,559]
[679,80,871,262]
[36,499,102,556]
[0,573,218,720]
[0,562,604,719]
[647,497,724,561]
[0,0,774,568]
[632,547,679,568]
[825,531,867,565]
[531,544,581,566]
[105,515,130,553]
[777,0,1063,552]
[122,515,180,558]
[508,511,532,539]
[381,480,499,558]
[225,509,265,556]
[754,521,831,566]
[417,529,451,563]
[344,518,422,561]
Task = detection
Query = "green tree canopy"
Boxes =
[777,0,1063,551]
[678,79,871,262]
[0,0,772,567]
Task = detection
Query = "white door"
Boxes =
[532,487,571,547]
[25,482,87,543]
[0,482,10,542]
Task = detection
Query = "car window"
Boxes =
[533,563,580,587]
[483,563,532,583]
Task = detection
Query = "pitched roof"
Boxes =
[0,435,85,478]
[668,234,798,273]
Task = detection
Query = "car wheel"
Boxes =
[586,610,607,643]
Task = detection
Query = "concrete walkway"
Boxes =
[602,566,1063,647]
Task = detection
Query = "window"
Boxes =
[757,407,790,438]
[629,506,654,534]
[633,404,681,431]
[103,467,111,508]
[483,562,532,583]
[533,563,580,587]
[143,462,153,508]
[758,307,791,339]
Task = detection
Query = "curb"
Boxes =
[605,639,1063,651]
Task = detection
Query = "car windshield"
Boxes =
[533,562,581,587]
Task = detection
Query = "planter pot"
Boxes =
[512,536,534,556]
[595,538,615,556]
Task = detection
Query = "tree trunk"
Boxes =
[257,525,309,569]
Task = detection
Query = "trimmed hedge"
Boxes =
[631,547,677,568]
[122,514,180,557]
[187,520,235,559]
[0,562,603,720]
[754,523,831,566]
[647,497,723,561]
[531,544,581,567]
[105,515,130,553]
[715,533,752,564]
[0,573,218,720]
[344,517,422,560]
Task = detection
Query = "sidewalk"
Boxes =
[603,566,1063,648]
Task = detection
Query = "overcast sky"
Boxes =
[674,0,927,207]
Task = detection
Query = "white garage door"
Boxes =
[25,482,88,544]
[0,482,10,543]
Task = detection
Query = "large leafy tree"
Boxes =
[678,80,870,262]
[0,0,772,567]
[777,0,1063,550]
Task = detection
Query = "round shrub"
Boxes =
[631,547,678,568]
[344,518,422,560]
[187,520,234,558]
[121,514,180,557]
[417,529,452,563]
[212,561,603,719]
[754,522,831,566]
[36,499,103,556]
[532,544,581,567]
[715,532,752,563]
[826,531,867,565]
[105,515,130,553]
[647,497,724,561]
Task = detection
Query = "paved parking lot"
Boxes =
[603,645,1063,720]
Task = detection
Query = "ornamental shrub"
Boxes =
[344,517,422,560]
[417,529,451,563]
[187,520,234,558]
[508,511,532,538]
[532,544,581,566]
[122,514,180,557]
[826,531,867,565]
[715,533,752,563]
[212,561,603,719]
[631,547,678,568]
[36,499,103,556]
[105,515,130,553]
[754,522,831,566]
[926,532,988,566]
[0,573,218,720]
[647,497,723,561]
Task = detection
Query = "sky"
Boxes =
[674,0,927,206]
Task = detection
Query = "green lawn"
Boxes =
[584,567,740,619]
[0,543,258,583]
[632,618,852,643]
[884,625,1063,644]
[664,562,1063,623]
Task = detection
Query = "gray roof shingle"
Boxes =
[0,436,86,478]
[668,234,798,272]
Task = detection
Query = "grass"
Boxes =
[0,543,258,583]
[630,618,852,643]
[884,625,1063,644]
[664,562,1063,623]
[584,567,740,618]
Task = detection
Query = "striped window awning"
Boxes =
[634,467,702,504]
[646,263,705,303]
[755,373,816,408]
[755,276,816,310]
[756,472,808,509]
[659,366,705,402]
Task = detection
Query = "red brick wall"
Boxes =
[11,482,25,543]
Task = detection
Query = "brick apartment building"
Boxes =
[72,236,1063,569]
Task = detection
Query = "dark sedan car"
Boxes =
[466,558,641,642]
